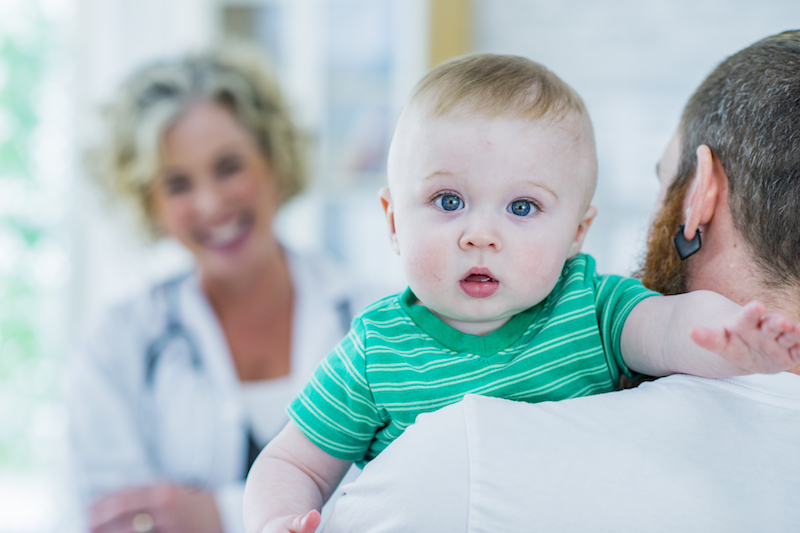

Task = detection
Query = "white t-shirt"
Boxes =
[323,373,800,532]
[242,377,295,446]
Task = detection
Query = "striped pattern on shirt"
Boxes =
[288,254,658,466]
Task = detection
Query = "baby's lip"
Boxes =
[460,268,499,298]
[461,268,498,283]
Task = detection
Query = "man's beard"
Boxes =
[635,179,692,296]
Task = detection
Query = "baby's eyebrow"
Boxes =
[422,170,455,181]
[523,180,558,199]
[422,172,558,199]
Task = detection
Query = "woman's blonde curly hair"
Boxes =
[86,47,307,238]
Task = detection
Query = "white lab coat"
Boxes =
[67,249,379,533]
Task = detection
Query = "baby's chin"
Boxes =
[434,310,514,336]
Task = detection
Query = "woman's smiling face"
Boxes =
[150,100,282,280]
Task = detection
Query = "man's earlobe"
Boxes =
[378,187,400,254]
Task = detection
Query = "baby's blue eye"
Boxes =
[509,200,535,217]
[436,194,464,211]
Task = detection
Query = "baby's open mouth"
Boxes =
[463,274,497,283]
[460,272,500,298]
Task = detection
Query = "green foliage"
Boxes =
[0,29,45,180]
[0,3,54,472]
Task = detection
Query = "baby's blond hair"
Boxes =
[410,53,587,122]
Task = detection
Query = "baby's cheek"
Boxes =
[403,241,447,286]
[520,250,565,296]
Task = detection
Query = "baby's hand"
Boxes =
[263,510,321,533]
[691,301,800,374]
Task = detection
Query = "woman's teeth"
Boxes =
[207,220,244,246]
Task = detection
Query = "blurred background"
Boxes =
[1,0,799,530]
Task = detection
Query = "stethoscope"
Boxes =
[139,274,213,483]
[144,274,203,387]
[142,273,354,478]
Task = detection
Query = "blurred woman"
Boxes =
[68,50,376,533]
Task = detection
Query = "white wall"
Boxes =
[472,0,800,275]
[72,0,216,328]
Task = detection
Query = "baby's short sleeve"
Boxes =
[287,316,384,463]
[589,260,660,382]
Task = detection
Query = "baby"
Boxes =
[243,54,800,533]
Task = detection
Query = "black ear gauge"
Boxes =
[673,225,702,260]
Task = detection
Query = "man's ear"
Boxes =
[567,205,597,258]
[683,145,722,240]
[378,187,400,255]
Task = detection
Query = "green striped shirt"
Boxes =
[288,254,658,466]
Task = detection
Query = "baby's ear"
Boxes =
[567,205,597,258]
[378,187,400,254]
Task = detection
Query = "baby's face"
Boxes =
[381,108,597,335]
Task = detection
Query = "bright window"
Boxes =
[0,0,76,531]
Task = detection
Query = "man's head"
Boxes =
[640,31,800,297]
[381,54,598,335]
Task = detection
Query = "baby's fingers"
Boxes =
[759,313,794,337]
[289,510,321,533]
[693,301,800,374]
[773,322,800,366]
[690,326,729,353]
[760,314,800,347]
[742,312,800,371]
[732,301,767,332]
[777,329,800,352]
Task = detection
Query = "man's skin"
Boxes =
[646,134,800,346]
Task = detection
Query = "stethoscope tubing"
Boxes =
[141,273,354,479]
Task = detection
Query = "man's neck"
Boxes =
[688,249,800,376]
[690,256,800,321]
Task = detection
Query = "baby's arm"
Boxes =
[243,421,352,533]
[621,290,800,378]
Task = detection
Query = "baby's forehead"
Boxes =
[398,104,594,160]
[390,104,597,199]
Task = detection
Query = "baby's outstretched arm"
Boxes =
[621,290,800,378]
[243,421,351,533]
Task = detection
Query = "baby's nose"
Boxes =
[459,227,502,251]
